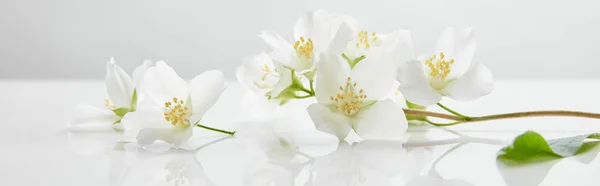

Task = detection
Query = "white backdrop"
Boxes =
[1,0,599,79]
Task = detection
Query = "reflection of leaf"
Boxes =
[498,131,600,164]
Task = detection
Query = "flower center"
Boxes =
[356,30,378,49]
[104,99,116,110]
[330,77,367,116]
[425,52,454,80]
[163,97,190,127]
[260,63,278,82]
[294,37,314,60]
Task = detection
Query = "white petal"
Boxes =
[352,100,407,140]
[380,31,401,54]
[189,70,226,117]
[307,103,351,140]
[143,61,189,105]
[105,59,134,108]
[389,29,416,67]
[131,60,153,90]
[397,60,442,106]
[327,22,355,58]
[442,64,493,101]
[435,27,476,79]
[315,53,350,104]
[351,47,396,100]
[330,15,359,38]
[136,127,193,148]
[120,107,170,141]
[270,62,293,98]
[259,30,290,50]
[294,9,332,53]
[68,105,119,130]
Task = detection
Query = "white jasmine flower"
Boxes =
[397,27,493,106]
[260,9,358,75]
[121,61,227,149]
[69,59,151,130]
[307,23,407,140]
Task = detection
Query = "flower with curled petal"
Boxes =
[121,61,228,149]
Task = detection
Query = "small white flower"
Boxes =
[260,9,358,75]
[397,27,493,106]
[69,59,151,130]
[307,23,408,140]
[121,61,226,149]
[236,53,297,107]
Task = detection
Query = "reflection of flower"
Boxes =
[111,150,214,186]
[236,121,312,186]
[397,27,493,106]
[121,61,226,149]
[406,144,474,186]
[307,141,407,186]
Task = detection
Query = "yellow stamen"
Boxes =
[294,36,314,60]
[356,30,378,48]
[163,97,190,127]
[104,99,117,110]
[425,52,455,79]
[332,76,367,116]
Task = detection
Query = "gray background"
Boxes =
[1,0,599,79]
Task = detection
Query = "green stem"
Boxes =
[309,80,315,94]
[294,94,314,99]
[404,108,600,126]
[195,123,235,135]
[299,87,313,96]
[424,119,465,127]
[437,103,471,118]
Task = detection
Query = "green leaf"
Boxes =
[498,131,600,163]
[112,108,133,117]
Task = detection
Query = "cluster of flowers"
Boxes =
[70,10,493,150]
[237,10,493,140]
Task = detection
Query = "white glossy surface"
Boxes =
[2,79,600,186]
